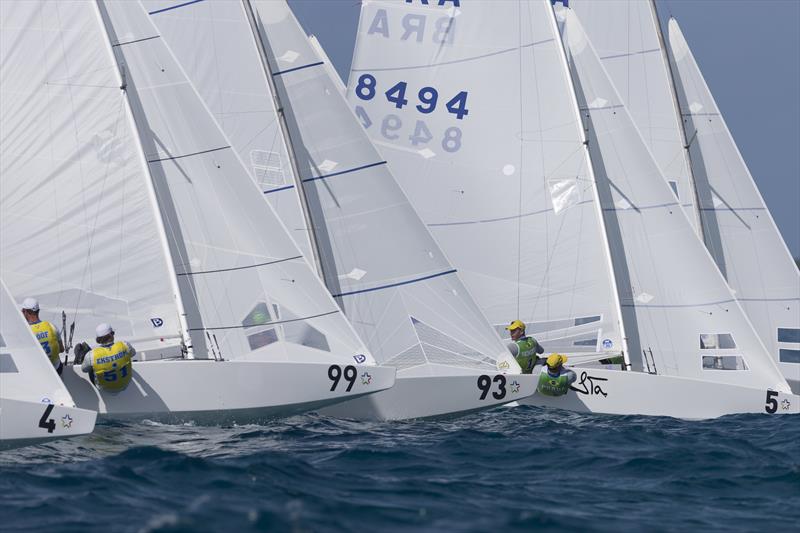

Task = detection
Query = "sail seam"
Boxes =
[272,61,324,76]
[112,35,160,48]
[602,201,680,212]
[188,310,340,331]
[148,0,206,15]
[333,269,457,298]
[302,161,387,183]
[621,299,736,308]
[176,255,303,276]
[351,39,555,73]
[147,145,230,163]
[427,200,595,227]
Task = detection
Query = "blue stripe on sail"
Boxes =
[302,161,387,183]
[148,0,206,15]
[272,62,324,76]
[263,185,296,195]
[333,270,457,298]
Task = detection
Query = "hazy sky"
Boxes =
[289,0,800,259]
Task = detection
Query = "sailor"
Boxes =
[537,353,577,397]
[21,297,63,374]
[504,320,544,374]
[81,323,136,393]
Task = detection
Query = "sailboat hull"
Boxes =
[0,397,97,451]
[319,366,538,420]
[61,359,395,425]
[520,368,799,419]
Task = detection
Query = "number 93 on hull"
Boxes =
[320,366,539,421]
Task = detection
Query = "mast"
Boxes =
[548,4,632,370]
[92,0,194,358]
[241,0,327,281]
[649,0,706,241]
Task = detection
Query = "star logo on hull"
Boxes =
[510,380,521,394]
[781,399,791,410]
[361,372,372,385]
[61,414,73,429]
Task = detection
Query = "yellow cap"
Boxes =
[505,320,526,331]
[546,353,568,368]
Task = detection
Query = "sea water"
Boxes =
[1,405,797,532]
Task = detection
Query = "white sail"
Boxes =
[667,18,800,390]
[1,279,96,449]
[98,0,374,363]
[0,0,182,355]
[247,0,518,374]
[142,0,314,261]
[561,8,789,392]
[346,0,623,357]
[568,0,698,232]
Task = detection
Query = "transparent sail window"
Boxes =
[0,353,18,373]
[498,316,602,336]
[250,150,286,188]
[701,355,748,371]
[700,333,736,350]
[247,329,279,351]
[778,328,800,343]
[779,349,800,364]
[668,181,679,199]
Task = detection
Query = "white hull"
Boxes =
[0,397,96,451]
[520,368,799,419]
[62,357,395,425]
[320,365,538,420]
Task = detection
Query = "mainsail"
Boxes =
[0,0,183,354]
[667,18,800,390]
[147,0,520,375]
[561,8,789,391]
[568,0,698,232]
[347,0,624,358]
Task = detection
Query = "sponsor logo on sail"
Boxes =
[353,354,367,364]
[151,318,164,328]
[602,339,613,349]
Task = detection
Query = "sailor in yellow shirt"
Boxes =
[21,297,63,374]
[81,323,136,393]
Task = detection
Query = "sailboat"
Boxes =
[144,0,539,419]
[0,0,395,425]
[0,279,96,451]
[347,0,797,417]
[568,0,800,395]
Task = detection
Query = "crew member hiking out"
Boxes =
[504,320,544,374]
[21,297,63,374]
[80,323,136,393]
[537,354,577,397]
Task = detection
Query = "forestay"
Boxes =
[347,0,623,357]
[93,0,374,363]
[142,0,314,261]
[0,280,73,406]
[230,0,515,372]
[668,19,800,387]
[568,0,698,232]
[0,0,182,355]
[561,9,789,391]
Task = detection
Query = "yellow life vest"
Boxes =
[91,341,133,393]
[30,321,61,368]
